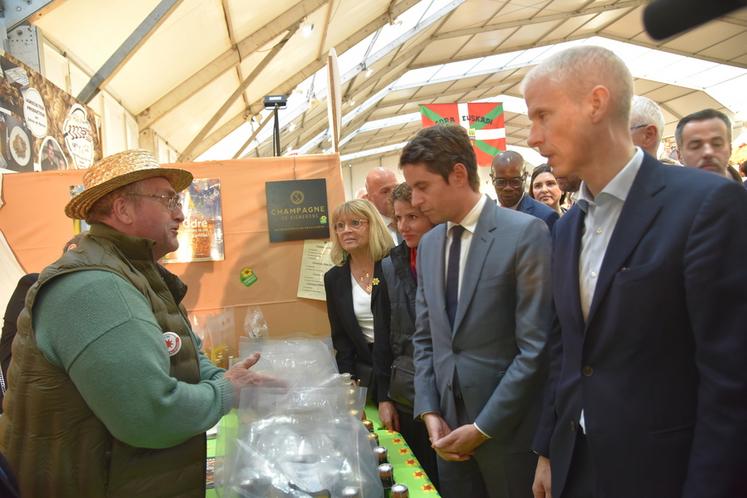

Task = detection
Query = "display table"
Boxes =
[205,406,440,497]
[363,404,440,497]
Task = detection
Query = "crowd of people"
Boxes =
[0,44,745,498]
[325,45,747,498]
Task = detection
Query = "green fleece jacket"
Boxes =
[34,269,233,448]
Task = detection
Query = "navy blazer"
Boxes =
[516,194,559,230]
[534,154,747,498]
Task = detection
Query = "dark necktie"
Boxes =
[446,225,465,328]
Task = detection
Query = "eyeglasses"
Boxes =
[334,219,368,233]
[128,193,183,211]
[630,124,648,131]
[490,174,526,189]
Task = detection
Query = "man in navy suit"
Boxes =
[491,150,558,229]
[524,45,747,498]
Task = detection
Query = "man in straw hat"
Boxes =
[0,150,273,497]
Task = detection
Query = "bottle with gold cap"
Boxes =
[340,486,361,498]
[390,483,409,498]
[373,446,388,464]
[378,463,394,491]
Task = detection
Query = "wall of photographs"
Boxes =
[0,53,102,173]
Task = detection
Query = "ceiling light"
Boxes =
[301,19,315,38]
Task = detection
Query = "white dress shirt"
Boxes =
[445,194,488,297]
[576,146,643,431]
[351,273,374,343]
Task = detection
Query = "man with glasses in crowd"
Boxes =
[0,150,274,498]
[491,150,559,229]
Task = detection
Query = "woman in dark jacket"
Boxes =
[373,183,439,488]
[324,199,394,401]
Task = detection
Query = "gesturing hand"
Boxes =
[223,353,285,406]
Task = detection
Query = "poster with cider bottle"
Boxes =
[163,178,224,263]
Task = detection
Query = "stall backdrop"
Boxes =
[0,154,344,351]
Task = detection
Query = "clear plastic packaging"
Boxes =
[216,338,382,498]
[243,307,269,339]
[238,337,339,389]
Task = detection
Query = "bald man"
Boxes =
[364,167,399,243]
[491,151,558,230]
[524,46,747,498]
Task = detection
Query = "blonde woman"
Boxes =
[324,199,394,401]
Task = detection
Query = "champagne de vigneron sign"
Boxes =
[265,179,330,242]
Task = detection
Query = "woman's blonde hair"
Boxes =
[330,199,394,266]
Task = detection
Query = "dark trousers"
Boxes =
[437,380,536,498]
[561,431,596,498]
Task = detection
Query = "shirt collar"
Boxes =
[447,194,487,234]
[577,147,644,212]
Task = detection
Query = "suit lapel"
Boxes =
[428,224,449,327]
[585,158,665,327]
[518,195,533,215]
[371,260,383,306]
[338,263,358,334]
[556,205,586,333]
[453,201,496,334]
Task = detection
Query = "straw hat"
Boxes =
[65,149,193,220]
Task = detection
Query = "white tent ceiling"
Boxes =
[32,0,747,164]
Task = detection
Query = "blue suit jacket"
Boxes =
[413,199,552,496]
[516,195,559,230]
[534,154,747,498]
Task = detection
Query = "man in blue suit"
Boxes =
[491,150,559,230]
[400,125,552,498]
[525,46,747,498]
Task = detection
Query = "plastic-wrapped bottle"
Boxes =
[243,307,269,339]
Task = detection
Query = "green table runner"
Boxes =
[364,404,440,497]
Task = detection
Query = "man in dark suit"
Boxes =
[400,125,552,498]
[524,45,747,498]
[491,150,559,230]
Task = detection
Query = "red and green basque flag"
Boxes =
[419,102,506,167]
